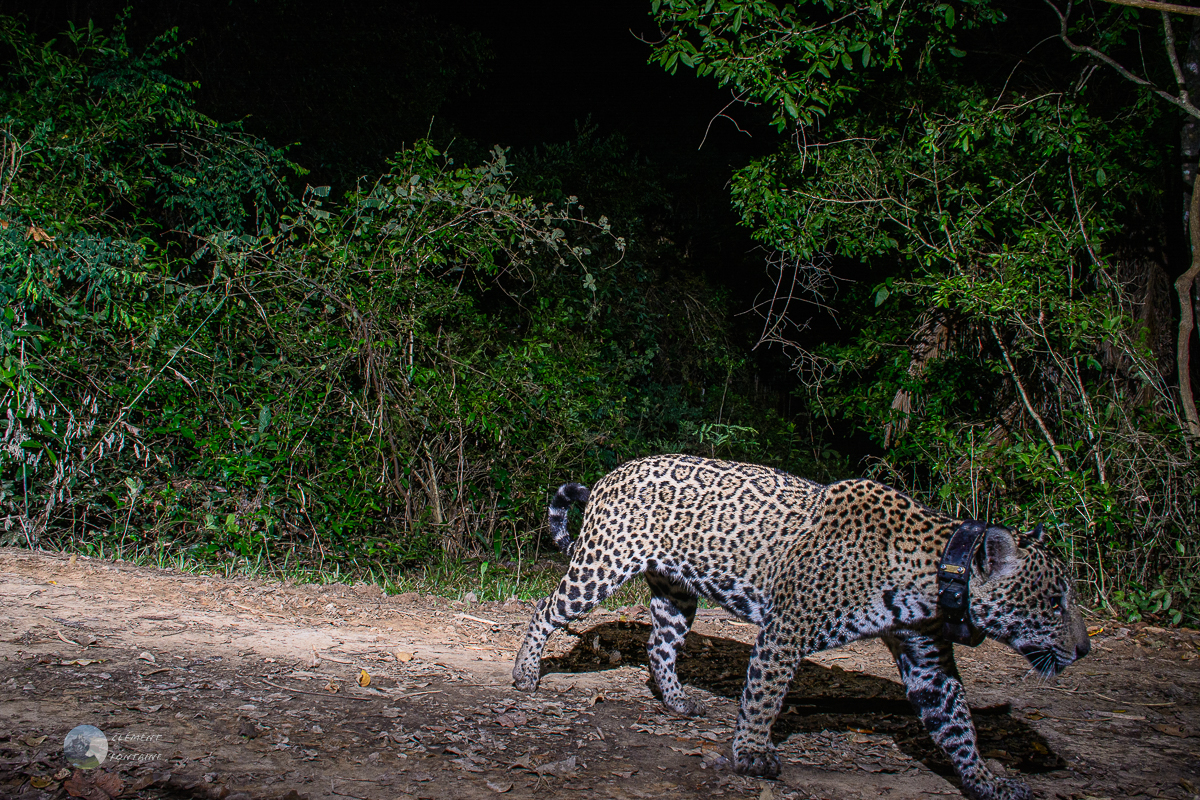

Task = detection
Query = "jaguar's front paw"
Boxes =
[511,662,540,692]
[732,746,781,778]
[666,696,707,717]
[962,775,1031,800]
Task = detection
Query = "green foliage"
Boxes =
[653,0,1200,624]
[0,15,826,582]
[651,0,1003,128]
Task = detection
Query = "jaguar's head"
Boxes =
[969,524,1090,676]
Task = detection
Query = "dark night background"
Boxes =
[0,0,775,278]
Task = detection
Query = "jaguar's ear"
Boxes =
[980,525,1021,581]
[1017,522,1047,548]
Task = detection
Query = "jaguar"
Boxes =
[512,454,1090,800]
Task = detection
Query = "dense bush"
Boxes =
[652,0,1200,624]
[0,15,814,577]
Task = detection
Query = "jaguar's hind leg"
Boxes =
[644,570,705,717]
[513,560,629,692]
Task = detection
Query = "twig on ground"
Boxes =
[54,629,79,646]
[1093,693,1175,708]
[315,652,355,664]
[260,678,374,700]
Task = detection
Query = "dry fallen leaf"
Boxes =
[758,784,775,800]
[30,776,54,789]
[1151,724,1189,738]
[94,773,124,797]
[495,711,528,728]
[588,692,605,706]
[63,772,92,798]
[670,746,707,757]
[395,650,415,663]
[1087,625,1104,636]
[60,659,104,667]
[22,734,47,746]
[27,225,55,243]
[486,780,514,793]
[357,669,371,687]
[65,770,124,799]
[536,755,577,776]
[137,652,156,663]
[324,681,340,693]
[129,772,165,792]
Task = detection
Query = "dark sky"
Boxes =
[0,0,768,161]
[432,0,761,155]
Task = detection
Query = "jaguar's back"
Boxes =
[575,454,825,620]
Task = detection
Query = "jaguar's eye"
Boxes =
[1049,596,1064,612]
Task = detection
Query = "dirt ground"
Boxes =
[1,548,1198,800]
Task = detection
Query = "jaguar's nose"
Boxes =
[1075,637,1091,660]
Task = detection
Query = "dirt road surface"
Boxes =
[2,548,1198,800]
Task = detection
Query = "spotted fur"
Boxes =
[512,454,1090,800]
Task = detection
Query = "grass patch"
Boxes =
[45,539,656,608]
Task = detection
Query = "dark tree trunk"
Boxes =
[1177,19,1200,436]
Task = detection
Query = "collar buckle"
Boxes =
[938,521,988,647]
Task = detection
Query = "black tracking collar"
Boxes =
[937,520,988,647]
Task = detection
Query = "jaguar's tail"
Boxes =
[548,482,590,554]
